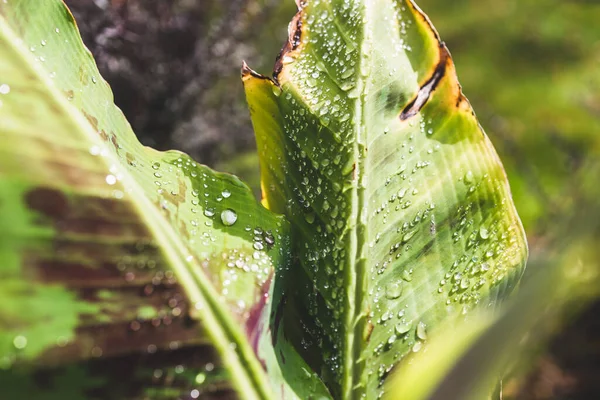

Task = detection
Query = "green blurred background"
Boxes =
[64,0,600,398]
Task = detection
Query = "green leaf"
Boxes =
[384,221,600,400]
[244,0,527,397]
[0,1,329,398]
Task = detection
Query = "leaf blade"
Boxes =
[244,0,528,397]
[0,2,325,398]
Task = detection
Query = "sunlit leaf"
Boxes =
[0,1,330,398]
[244,0,527,397]
[385,217,600,400]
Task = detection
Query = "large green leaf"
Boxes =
[244,0,527,397]
[0,1,330,399]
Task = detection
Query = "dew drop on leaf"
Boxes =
[12,335,27,350]
[395,321,411,335]
[464,170,474,183]
[221,209,237,226]
[385,282,403,299]
[402,230,416,243]
[460,278,471,289]
[305,212,316,224]
[479,226,489,239]
[416,321,428,340]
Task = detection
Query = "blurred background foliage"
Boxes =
[64,0,599,398]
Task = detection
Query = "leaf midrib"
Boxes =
[342,1,374,398]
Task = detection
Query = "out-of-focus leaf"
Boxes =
[244,0,527,397]
[0,1,330,398]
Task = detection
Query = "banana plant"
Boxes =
[0,0,537,399]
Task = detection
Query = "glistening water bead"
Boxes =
[385,282,403,299]
[221,209,238,226]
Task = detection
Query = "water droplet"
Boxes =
[460,278,471,289]
[381,311,391,322]
[385,282,403,299]
[395,321,411,335]
[402,230,416,243]
[305,212,315,224]
[271,85,282,97]
[265,235,275,245]
[0,84,10,95]
[464,170,474,183]
[204,208,215,217]
[13,335,27,349]
[479,227,489,239]
[221,209,238,226]
[105,174,117,185]
[416,321,427,340]
[222,189,231,198]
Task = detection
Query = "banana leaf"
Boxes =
[244,0,528,397]
[0,1,329,398]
